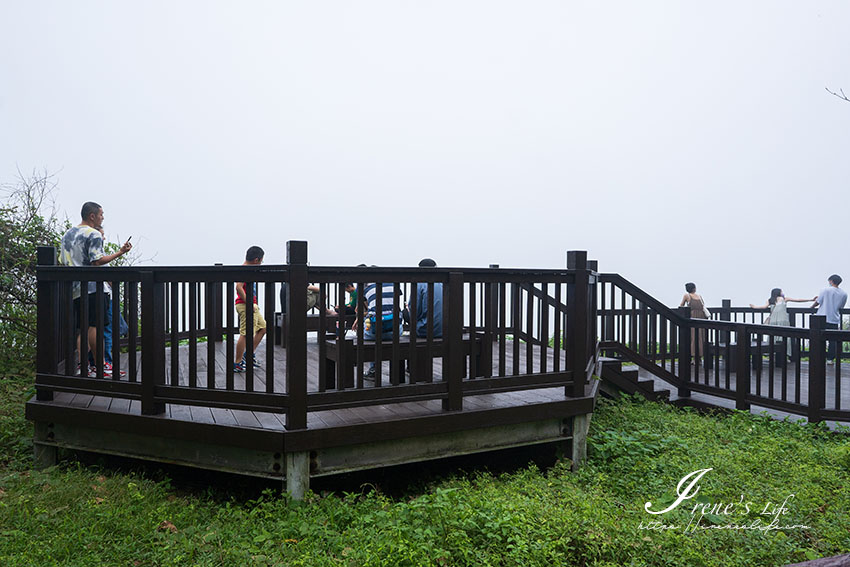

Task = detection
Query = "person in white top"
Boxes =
[812,275,848,364]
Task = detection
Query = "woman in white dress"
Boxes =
[749,288,815,356]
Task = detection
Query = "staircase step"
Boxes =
[621,369,640,381]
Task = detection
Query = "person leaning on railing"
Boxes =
[679,282,707,364]
[749,288,816,358]
[58,201,132,377]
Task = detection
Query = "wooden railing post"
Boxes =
[488,264,499,341]
[808,315,827,423]
[443,272,464,411]
[567,251,590,398]
[285,241,308,430]
[212,263,224,342]
[735,323,751,411]
[677,306,691,397]
[36,246,58,401]
[721,299,732,322]
[140,271,166,415]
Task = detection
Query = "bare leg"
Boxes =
[252,328,266,351]
[690,328,696,358]
[698,328,705,358]
[87,326,99,362]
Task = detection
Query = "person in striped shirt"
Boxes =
[351,270,403,378]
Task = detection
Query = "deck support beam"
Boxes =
[571,412,591,471]
[285,451,310,500]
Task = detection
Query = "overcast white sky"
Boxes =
[2,1,848,306]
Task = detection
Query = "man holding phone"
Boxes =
[59,201,132,376]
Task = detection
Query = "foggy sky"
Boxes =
[2,1,849,307]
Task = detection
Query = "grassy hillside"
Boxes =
[1,375,848,566]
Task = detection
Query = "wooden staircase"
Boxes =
[599,358,671,401]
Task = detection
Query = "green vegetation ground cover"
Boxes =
[1,375,849,567]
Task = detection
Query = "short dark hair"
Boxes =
[685,282,696,293]
[829,274,843,286]
[81,201,102,220]
[418,258,437,267]
[343,282,354,289]
[246,246,264,262]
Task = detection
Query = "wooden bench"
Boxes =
[323,332,487,388]
[273,312,355,346]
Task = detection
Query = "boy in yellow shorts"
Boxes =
[234,246,266,372]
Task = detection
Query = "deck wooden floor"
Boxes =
[46,336,585,432]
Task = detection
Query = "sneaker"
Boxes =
[242,354,262,369]
[365,367,376,378]
[103,362,126,378]
[827,359,835,365]
[233,361,246,373]
[86,365,111,377]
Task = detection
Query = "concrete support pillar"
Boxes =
[571,413,592,472]
[285,451,310,500]
[33,422,57,469]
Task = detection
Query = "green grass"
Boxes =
[1,373,849,566]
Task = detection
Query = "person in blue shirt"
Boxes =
[412,258,443,339]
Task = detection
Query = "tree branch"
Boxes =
[826,87,850,103]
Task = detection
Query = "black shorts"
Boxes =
[73,292,109,329]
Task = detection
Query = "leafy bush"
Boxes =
[0,170,67,375]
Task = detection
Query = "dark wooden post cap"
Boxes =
[287,241,308,265]
[37,246,56,266]
[567,251,587,270]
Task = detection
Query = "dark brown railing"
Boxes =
[35,244,598,430]
[598,273,850,424]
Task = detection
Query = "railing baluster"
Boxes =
[64,281,74,377]
[540,282,549,375]
[469,281,478,379]
[206,280,216,389]
[318,283,328,390]
[92,283,104,378]
[170,282,179,386]
[512,282,520,377]
[426,281,435,382]
[226,281,234,390]
[128,281,139,382]
[189,281,198,389]
[526,283,533,376]
[483,276,493,378]
[390,282,401,386]
[265,280,275,394]
[553,283,561,373]
[499,282,506,377]
[781,335,788,402]
[111,281,120,380]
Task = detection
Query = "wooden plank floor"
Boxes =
[47,336,584,432]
